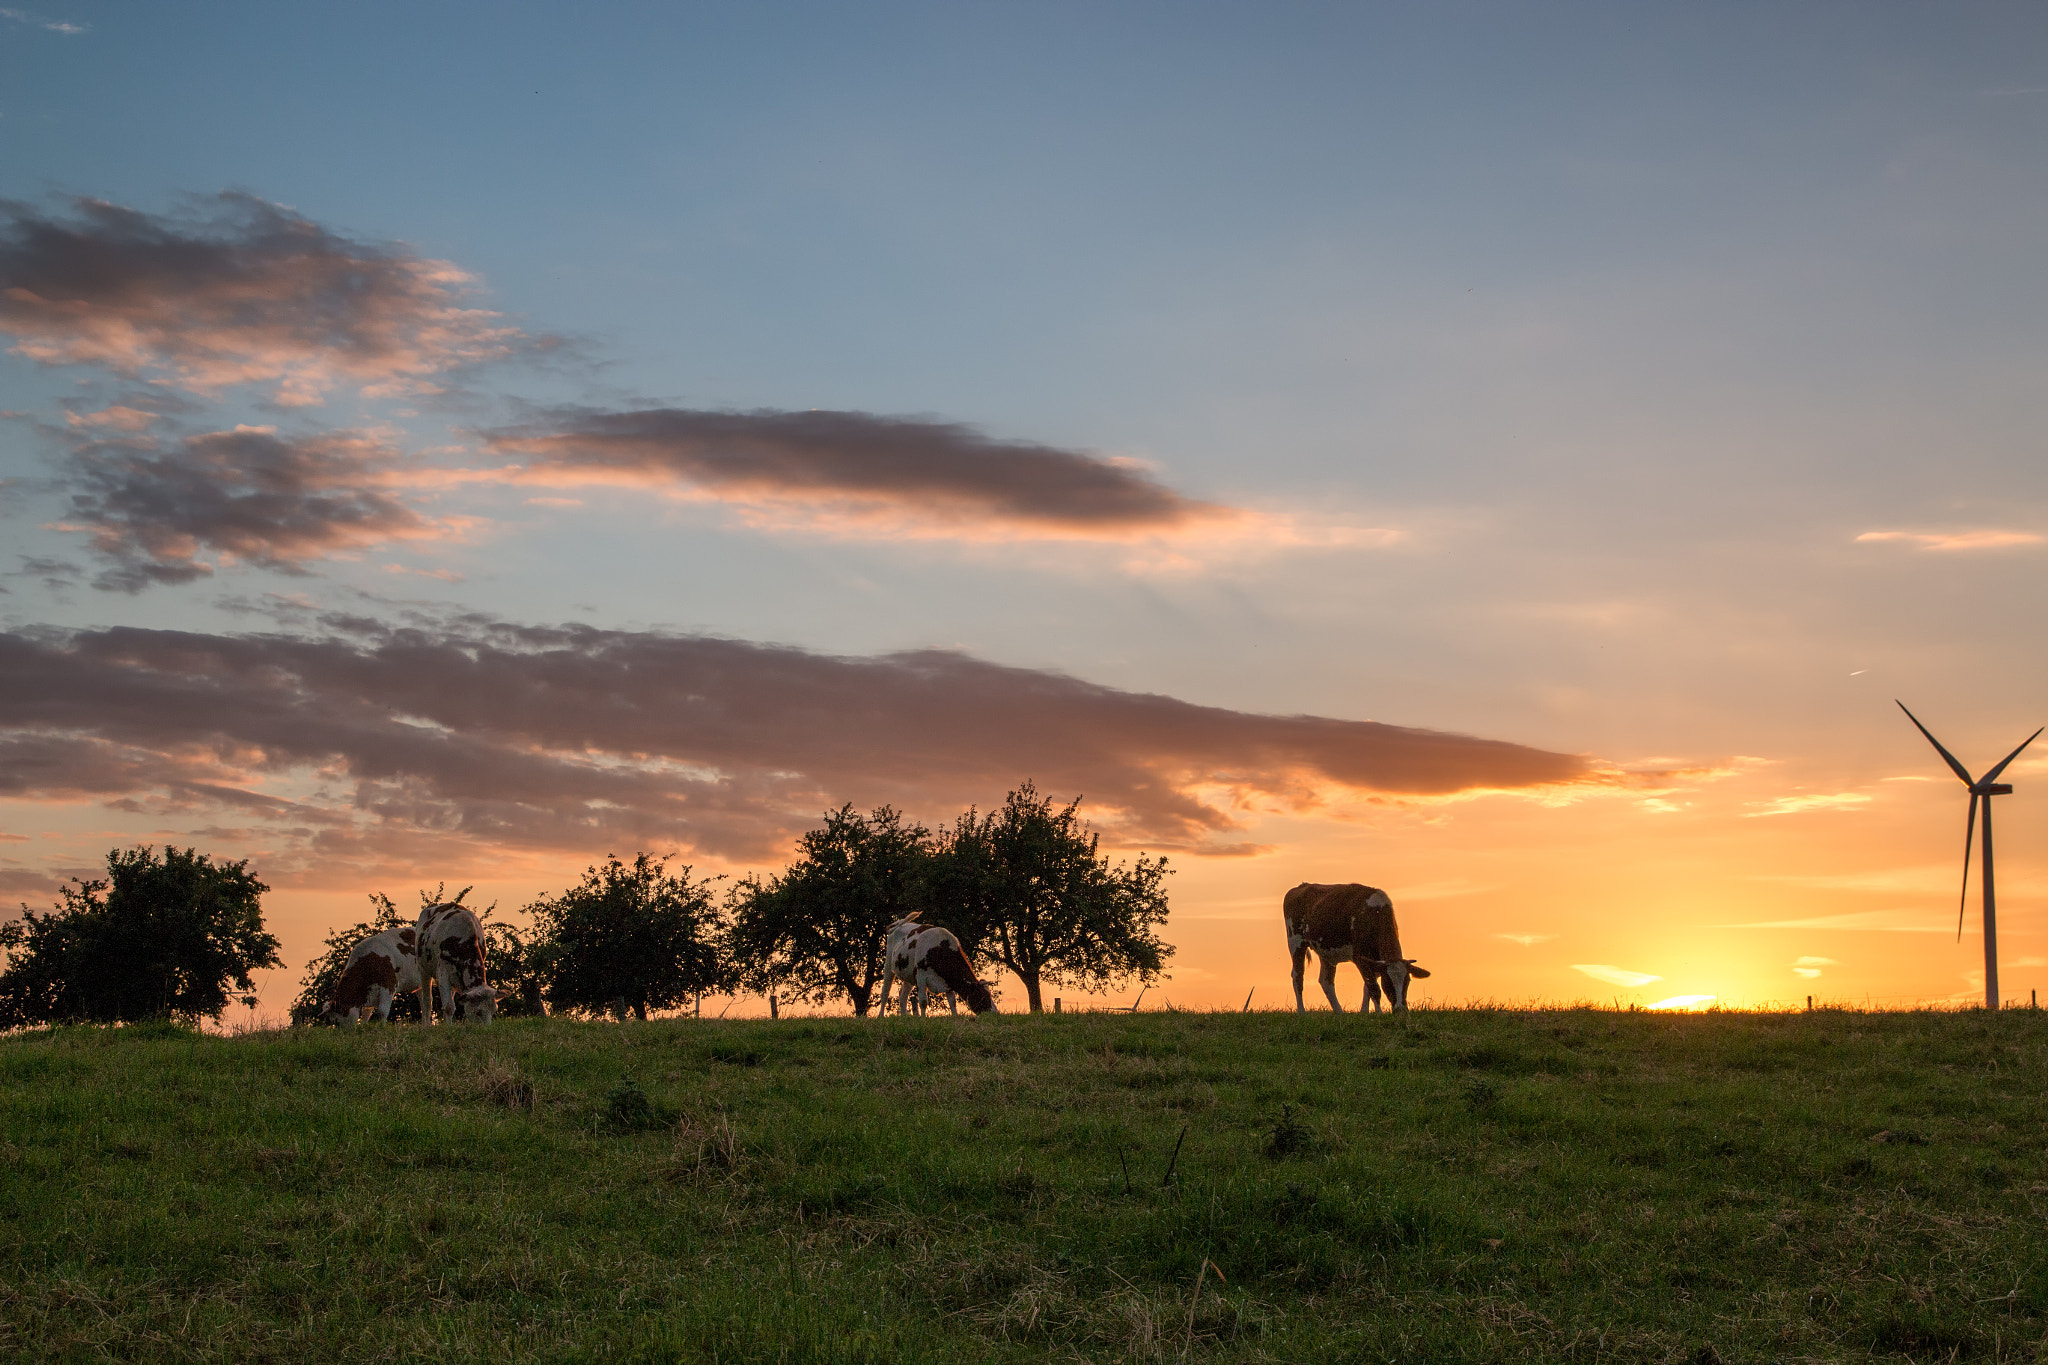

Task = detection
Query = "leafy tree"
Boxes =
[290,884,538,1024]
[528,854,727,1019]
[0,846,282,1027]
[939,783,1173,1012]
[725,805,930,1017]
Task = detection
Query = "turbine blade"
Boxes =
[1958,791,1978,943]
[1897,701,1976,785]
[1980,726,2045,785]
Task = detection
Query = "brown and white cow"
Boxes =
[1283,882,1430,1013]
[416,902,513,1023]
[884,915,996,1016]
[322,924,425,1025]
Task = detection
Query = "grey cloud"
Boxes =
[485,407,1224,532]
[64,427,436,592]
[0,194,529,403]
[0,620,1593,869]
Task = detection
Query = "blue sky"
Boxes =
[4,2,2047,1013]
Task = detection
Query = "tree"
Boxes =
[725,805,930,1017]
[0,846,282,1027]
[528,854,727,1019]
[289,884,536,1024]
[939,783,1173,1012]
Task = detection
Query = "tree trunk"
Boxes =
[633,998,648,1022]
[1022,971,1044,1013]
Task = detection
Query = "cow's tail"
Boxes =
[926,942,996,1015]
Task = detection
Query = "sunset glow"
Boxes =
[4,5,2046,1020]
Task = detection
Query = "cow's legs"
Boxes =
[1317,955,1345,1013]
[946,991,959,1016]
[1290,939,1309,1013]
[1360,965,1382,1014]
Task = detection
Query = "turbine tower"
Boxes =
[1897,702,2043,1011]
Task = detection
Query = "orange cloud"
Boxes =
[1572,963,1661,987]
[1856,529,2043,551]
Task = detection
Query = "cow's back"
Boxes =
[1285,883,1394,953]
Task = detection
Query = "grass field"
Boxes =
[3,1006,2046,1363]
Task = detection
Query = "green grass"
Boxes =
[4,1007,2048,1362]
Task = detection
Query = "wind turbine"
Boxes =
[1897,702,2043,1010]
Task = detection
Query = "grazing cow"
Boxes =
[1282,883,1431,1013]
[322,924,424,1024]
[910,931,997,1016]
[416,902,512,1023]
[885,918,996,1016]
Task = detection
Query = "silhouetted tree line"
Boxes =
[0,785,1172,1027]
[725,783,1174,1015]
[377,781,1173,1020]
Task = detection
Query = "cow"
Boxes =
[1282,883,1430,1013]
[909,931,997,1016]
[884,915,996,1016]
[416,902,513,1023]
[322,924,424,1025]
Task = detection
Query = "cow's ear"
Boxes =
[1407,964,1431,978]
[905,911,922,922]
[495,986,515,1000]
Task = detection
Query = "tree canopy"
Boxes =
[0,846,282,1026]
[528,854,726,1019]
[940,783,1172,1012]
[725,805,928,1017]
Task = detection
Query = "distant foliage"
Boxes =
[0,846,282,1026]
[291,885,537,1024]
[528,854,727,1020]
[938,783,1172,1012]
[725,805,929,1017]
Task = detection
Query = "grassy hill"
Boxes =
[2,1006,2044,1363]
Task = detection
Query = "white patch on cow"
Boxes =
[882,916,929,1016]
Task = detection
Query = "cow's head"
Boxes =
[1370,959,1431,1012]
[455,985,514,1022]
[320,1004,358,1027]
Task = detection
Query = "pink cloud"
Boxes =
[0,619,1596,872]
[0,193,531,404]
[61,425,464,591]
[485,406,1234,537]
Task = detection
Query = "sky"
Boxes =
[3,1,2047,1018]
